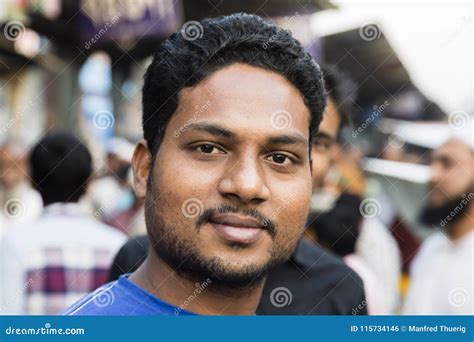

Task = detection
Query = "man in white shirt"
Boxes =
[0,143,43,229]
[0,132,126,315]
[403,136,473,315]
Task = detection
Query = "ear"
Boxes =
[131,140,151,199]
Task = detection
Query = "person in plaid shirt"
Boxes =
[0,131,126,314]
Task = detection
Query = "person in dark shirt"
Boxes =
[108,66,368,315]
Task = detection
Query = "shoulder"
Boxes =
[294,238,356,275]
[273,238,364,292]
[417,232,447,258]
[410,232,446,272]
[62,281,121,315]
[260,239,366,315]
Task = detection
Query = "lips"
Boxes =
[209,214,265,244]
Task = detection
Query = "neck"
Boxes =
[129,249,265,315]
[447,206,474,241]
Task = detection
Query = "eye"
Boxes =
[196,143,223,154]
[267,153,293,165]
[313,136,333,152]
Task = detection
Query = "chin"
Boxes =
[200,254,274,285]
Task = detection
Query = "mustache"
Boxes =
[196,204,277,239]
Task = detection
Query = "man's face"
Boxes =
[420,139,473,226]
[426,139,473,207]
[0,147,27,190]
[133,63,313,284]
[311,98,340,188]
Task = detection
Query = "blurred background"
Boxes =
[0,0,472,315]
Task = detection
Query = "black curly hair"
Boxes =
[142,13,327,156]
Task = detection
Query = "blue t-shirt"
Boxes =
[62,274,196,316]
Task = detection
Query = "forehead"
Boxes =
[318,98,341,138]
[432,139,472,163]
[173,63,311,140]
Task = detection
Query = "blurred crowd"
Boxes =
[0,64,471,315]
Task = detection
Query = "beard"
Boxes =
[143,178,299,288]
[420,185,474,229]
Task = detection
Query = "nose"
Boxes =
[217,154,270,205]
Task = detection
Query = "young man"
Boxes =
[63,13,327,315]
[0,132,126,314]
[403,135,473,314]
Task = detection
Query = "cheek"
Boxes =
[441,169,471,194]
[311,152,330,180]
[152,152,219,220]
[273,177,312,238]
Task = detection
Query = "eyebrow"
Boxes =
[185,123,236,140]
[185,122,308,147]
[432,154,453,163]
[266,134,308,147]
[314,131,335,142]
